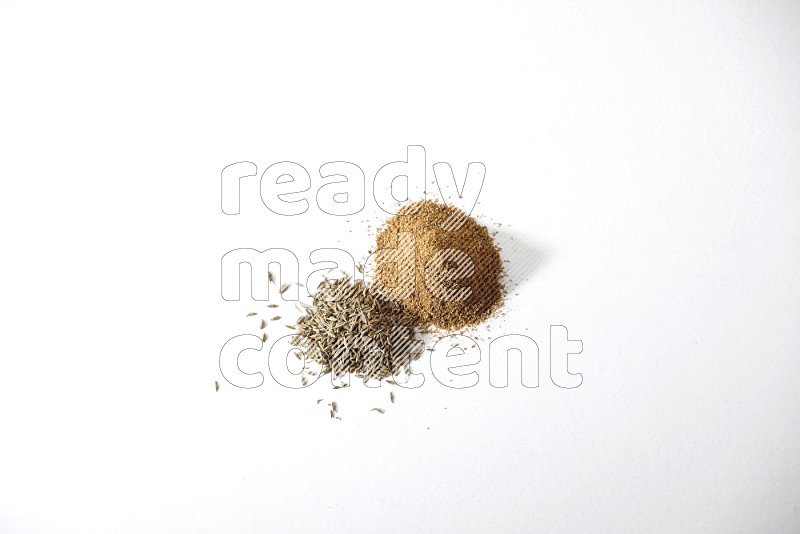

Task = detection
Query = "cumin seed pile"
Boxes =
[374,200,504,330]
[291,276,422,381]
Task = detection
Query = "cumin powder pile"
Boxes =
[374,200,503,329]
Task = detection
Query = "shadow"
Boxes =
[492,226,554,291]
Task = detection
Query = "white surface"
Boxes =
[1,1,799,532]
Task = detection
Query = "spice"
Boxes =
[291,275,423,381]
[374,200,503,329]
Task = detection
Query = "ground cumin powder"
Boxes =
[374,200,504,330]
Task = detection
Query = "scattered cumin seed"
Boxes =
[262,333,267,343]
[371,408,385,414]
[271,316,281,321]
[214,381,219,392]
[316,399,324,404]
[260,319,266,329]
[285,325,296,330]
[267,304,279,308]
[246,312,257,317]
[268,271,275,285]
[390,392,395,403]
[279,283,290,294]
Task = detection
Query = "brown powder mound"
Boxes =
[374,200,504,330]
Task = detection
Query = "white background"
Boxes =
[1,1,799,532]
